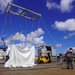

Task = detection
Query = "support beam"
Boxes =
[5,3,41,20]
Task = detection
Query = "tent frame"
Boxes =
[5,3,41,20]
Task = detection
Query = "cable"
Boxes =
[41,16,58,44]
[9,14,13,34]
[41,16,65,52]
[19,17,23,30]
[32,20,35,28]
[38,17,42,28]
[0,13,8,38]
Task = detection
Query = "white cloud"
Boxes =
[27,28,44,39]
[0,0,13,13]
[56,43,62,48]
[5,36,12,45]
[26,28,45,45]
[46,0,75,12]
[33,36,44,45]
[25,42,33,48]
[66,47,75,52]
[72,47,75,52]
[13,32,25,42]
[4,28,45,47]
[64,32,75,39]
[72,47,75,50]
[0,38,4,45]
[46,1,59,10]
[60,0,74,12]
[53,18,75,31]
[16,43,26,49]
[64,47,75,53]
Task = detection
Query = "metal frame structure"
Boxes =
[5,3,41,20]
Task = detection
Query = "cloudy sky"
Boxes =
[0,0,75,54]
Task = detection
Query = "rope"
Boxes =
[41,16,58,44]
[0,13,8,38]
[38,17,42,28]
[9,14,13,34]
[19,17,27,33]
[19,17,23,30]
[32,20,34,27]
[21,18,27,34]
[41,16,65,52]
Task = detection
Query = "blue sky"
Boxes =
[0,0,75,54]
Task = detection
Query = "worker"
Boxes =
[59,53,63,65]
[66,48,74,69]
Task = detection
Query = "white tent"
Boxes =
[4,44,35,67]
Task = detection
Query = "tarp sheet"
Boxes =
[4,44,35,67]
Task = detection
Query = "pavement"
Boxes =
[0,62,75,75]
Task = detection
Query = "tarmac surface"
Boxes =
[0,62,75,75]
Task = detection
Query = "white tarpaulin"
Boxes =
[4,44,35,67]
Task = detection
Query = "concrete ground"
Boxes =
[0,62,75,75]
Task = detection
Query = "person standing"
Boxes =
[59,53,63,65]
[66,48,74,69]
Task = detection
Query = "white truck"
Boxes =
[38,45,57,62]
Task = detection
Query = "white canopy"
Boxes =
[4,44,35,67]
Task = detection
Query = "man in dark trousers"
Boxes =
[66,48,74,69]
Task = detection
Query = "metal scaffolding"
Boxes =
[5,3,41,20]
